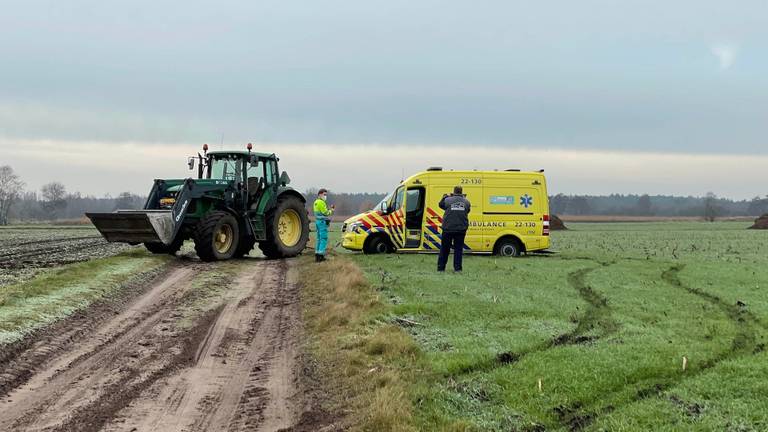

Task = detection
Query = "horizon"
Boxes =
[4,141,767,200]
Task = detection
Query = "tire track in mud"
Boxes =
[0,258,311,432]
[551,261,619,346]
[551,264,767,432]
[0,263,173,398]
[51,306,226,432]
[456,259,619,376]
[0,264,205,431]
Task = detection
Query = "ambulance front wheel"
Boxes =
[364,235,393,254]
[495,237,522,257]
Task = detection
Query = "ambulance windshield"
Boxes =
[374,193,392,211]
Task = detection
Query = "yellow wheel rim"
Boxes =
[214,223,234,254]
[278,209,302,247]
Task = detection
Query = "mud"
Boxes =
[748,214,768,229]
[551,263,619,345]
[0,264,170,397]
[550,214,567,230]
[553,403,595,432]
[0,258,321,432]
[496,351,520,364]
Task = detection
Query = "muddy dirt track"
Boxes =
[0,258,326,432]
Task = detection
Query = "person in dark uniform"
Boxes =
[437,186,471,272]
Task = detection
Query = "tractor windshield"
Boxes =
[208,155,243,181]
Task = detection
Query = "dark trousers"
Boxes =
[437,231,466,271]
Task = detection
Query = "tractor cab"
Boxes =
[183,144,290,214]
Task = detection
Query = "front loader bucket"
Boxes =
[86,210,175,245]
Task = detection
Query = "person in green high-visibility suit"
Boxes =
[313,188,334,262]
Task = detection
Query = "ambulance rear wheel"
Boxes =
[364,235,392,254]
[495,237,522,257]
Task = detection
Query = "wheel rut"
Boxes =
[456,260,619,376]
[0,258,308,432]
[551,264,767,431]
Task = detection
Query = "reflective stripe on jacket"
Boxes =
[313,198,333,220]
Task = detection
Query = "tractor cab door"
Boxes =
[246,157,266,210]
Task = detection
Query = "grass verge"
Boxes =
[299,255,447,432]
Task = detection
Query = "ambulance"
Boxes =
[341,168,551,256]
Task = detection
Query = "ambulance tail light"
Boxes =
[542,214,550,236]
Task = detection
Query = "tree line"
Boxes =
[1,164,766,225]
[303,188,388,217]
[550,193,768,218]
[0,165,144,225]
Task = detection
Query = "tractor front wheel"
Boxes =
[259,195,309,259]
[144,236,184,255]
[194,211,240,261]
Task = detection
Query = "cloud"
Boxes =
[710,43,739,70]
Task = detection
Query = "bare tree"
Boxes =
[41,182,68,220]
[0,165,25,225]
[703,192,720,222]
[113,191,142,210]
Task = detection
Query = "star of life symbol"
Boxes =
[520,194,533,208]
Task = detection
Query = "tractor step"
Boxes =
[86,210,175,245]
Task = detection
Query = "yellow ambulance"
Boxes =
[341,168,551,256]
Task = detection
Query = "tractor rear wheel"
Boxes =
[194,211,240,262]
[144,237,184,255]
[259,195,309,259]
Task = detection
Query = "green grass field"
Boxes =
[339,221,768,431]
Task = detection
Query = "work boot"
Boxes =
[319,254,327,262]
[315,254,321,262]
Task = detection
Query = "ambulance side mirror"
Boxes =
[379,202,388,214]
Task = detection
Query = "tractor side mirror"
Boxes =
[187,157,195,170]
[279,171,290,186]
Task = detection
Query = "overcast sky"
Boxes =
[1,1,766,198]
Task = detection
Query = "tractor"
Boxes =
[86,144,309,261]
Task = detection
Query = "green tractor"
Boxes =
[86,144,310,261]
